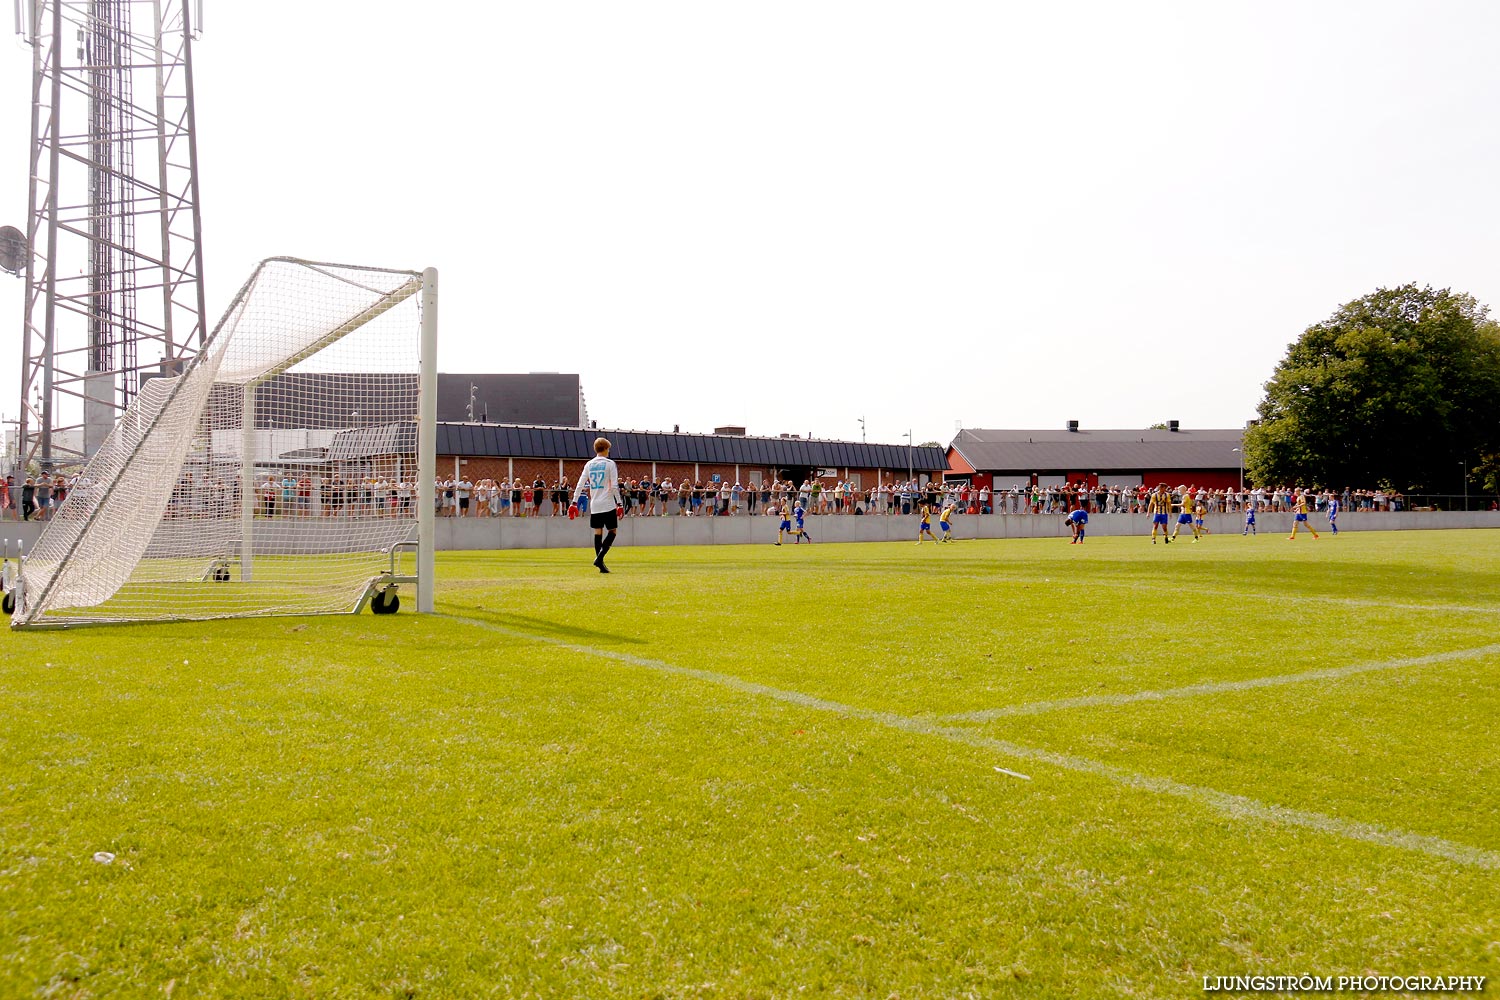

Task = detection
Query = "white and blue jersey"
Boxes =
[1067,509,1088,525]
[1244,503,1256,524]
[573,456,620,513]
[794,505,806,528]
[1327,499,1339,521]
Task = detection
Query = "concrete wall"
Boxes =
[430,509,1500,550]
[5,510,1498,558]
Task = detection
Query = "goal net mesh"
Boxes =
[13,258,426,627]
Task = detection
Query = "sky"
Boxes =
[0,1,1497,449]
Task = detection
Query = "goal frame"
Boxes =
[9,258,438,628]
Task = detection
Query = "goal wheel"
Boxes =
[2,591,14,614]
[212,566,230,583]
[371,588,400,615]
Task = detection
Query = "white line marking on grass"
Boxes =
[1174,587,1500,618]
[941,573,1500,617]
[940,643,1500,723]
[439,612,1500,871]
[994,766,1032,780]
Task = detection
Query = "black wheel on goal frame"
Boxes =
[2,590,14,615]
[212,566,231,582]
[371,588,400,615]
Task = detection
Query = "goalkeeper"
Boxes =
[570,437,625,573]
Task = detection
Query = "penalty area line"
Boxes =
[437,611,1500,871]
[939,642,1500,723]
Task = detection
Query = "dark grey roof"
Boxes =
[246,373,418,430]
[328,421,418,461]
[437,373,582,426]
[437,423,947,471]
[233,372,583,431]
[949,428,1244,472]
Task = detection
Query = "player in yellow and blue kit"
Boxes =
[938,501,956,542]
[1288,492,1319,540]
[1170,488,1198,542]
[1148,485,1173,544]
[916,503,937,545]
[775,502,793,545]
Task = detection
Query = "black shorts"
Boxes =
[590,508,619,530]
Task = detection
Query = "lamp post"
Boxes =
[1232,447,1243,492]
[1461,460,1468,512]
[902,429,913,485]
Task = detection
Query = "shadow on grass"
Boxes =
[443,605,647,646]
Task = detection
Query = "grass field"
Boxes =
[2,529,1497,997]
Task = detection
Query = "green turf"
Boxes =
[2,529,1497,997]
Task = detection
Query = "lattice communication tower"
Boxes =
[14,0,207,472]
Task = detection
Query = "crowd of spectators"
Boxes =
[428,478,1448,517]
[979,483,1416,515]
[0,474,70,522]
[0,470,1487,522]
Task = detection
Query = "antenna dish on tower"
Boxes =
[0,226,26,275]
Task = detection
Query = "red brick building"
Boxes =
[946,424,1247,491]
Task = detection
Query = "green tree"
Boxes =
[1244,284,1500,493]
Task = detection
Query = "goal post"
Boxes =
[418,267,437,615]
[10,257,439,628]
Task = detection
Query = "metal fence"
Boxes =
[2,479,1493,525]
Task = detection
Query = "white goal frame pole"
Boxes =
[417,267,438,614]
[241,385,256,582]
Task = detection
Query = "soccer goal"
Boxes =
[10,258,438,628]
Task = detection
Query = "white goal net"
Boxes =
[11,258,436,628]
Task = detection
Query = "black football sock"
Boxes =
[600,530,616,557]
[593,535,603,556]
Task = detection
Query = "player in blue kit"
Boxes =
[569,437,625,572]
[1326,493,1340,534]
[1067,506,1088,543]
[1243,499,1257,536]
[794,501,812,543]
